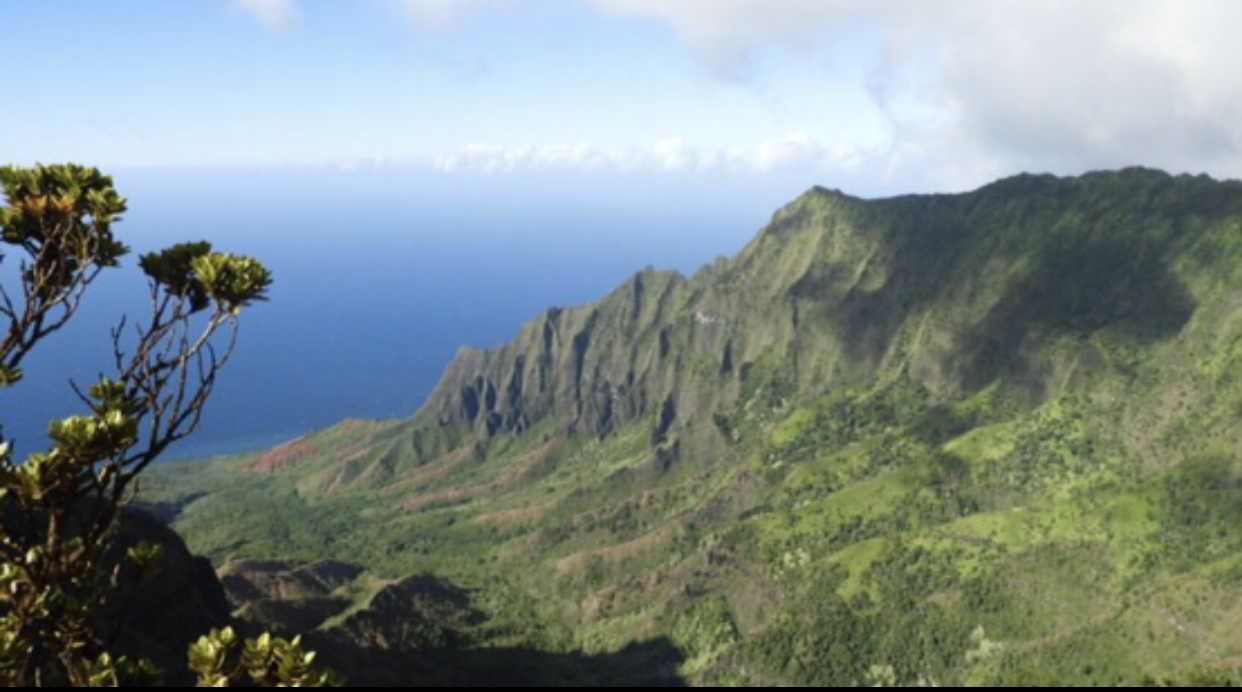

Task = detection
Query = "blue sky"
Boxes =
[3,0,1240,194]
[4,0,1242,455]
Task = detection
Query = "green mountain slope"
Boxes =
[142,167,1242,685]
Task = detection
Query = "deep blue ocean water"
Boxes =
[2,167,811,460]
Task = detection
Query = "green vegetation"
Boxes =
[0,164,333,686]
[144,167,1242,685]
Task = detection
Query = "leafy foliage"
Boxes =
[0,163,330,686]
[188,627,339,687]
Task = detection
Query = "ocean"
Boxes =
[2,167,809,460]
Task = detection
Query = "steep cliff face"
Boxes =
[414,189,865,450]
[427,268,694,439]
[416,168,1231,458]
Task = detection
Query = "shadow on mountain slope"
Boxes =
[309,635,687,687]
[954,233,1195,393]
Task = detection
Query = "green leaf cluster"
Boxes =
[140,242,271,314]
[188,627,339,687]
[0,163,127,267]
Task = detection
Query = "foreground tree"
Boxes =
[0,163,335,685]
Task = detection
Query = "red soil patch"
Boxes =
[244,436,318,473]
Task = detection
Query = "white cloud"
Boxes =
[229,0,301,30]
[434,133,863,175]
[216,0,1241,187]
[915,0,1242,185]
[588,0,882,67]
[385,0,509,29]
[586,0,1242,186]
[334,155,390,173]
[436,143,640,175]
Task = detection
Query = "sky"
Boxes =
[3,0,1241,456]
[3,0,1240,195]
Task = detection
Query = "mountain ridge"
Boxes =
[409,166,1223,453]
[143,167,1242,685]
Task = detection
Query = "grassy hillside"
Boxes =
[142,167,1242,685]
